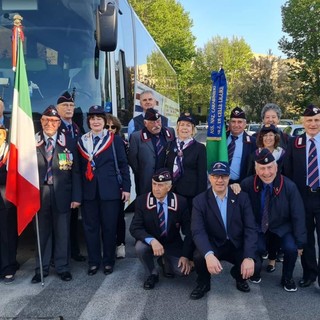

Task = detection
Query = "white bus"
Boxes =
[0,0,180,131]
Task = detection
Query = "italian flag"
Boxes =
[6,34,40,235]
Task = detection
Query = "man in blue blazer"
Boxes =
[190,161,258,300]
[227,107,256,183]
[130,168,193,290]
[284,104,320,288]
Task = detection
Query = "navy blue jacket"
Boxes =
[191,187,258,259]
[241,173,307,249]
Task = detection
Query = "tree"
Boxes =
[279,0,320,105]
[238,53,302,122]
[129,0,196,111]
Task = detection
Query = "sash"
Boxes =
[207,69,227,140]
[78,129,114,181]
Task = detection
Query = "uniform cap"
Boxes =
[177,112,196,125]
[303,104,320,117]
[254,148,275,165]
[260,124,278,134]
[42,105,60,118]
[208,161,230,175]
[57,91,74,104]
[230,107,246,119]
[144,108,160,121]
[88,105,105,115]
[152,168,172,182]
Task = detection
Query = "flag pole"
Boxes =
[8,15,43,285]
[35,213,45,285]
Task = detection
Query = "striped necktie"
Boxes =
[173,141,184,182]
[93,136,100,148]
[158,202,166,237]
[261,185,270,233]
[45,137,54,185]
[307,138,319,189]
[155,135,164,156]
[228,135,238,165]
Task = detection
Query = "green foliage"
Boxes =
[129,0,196,112]
[129,0,196,73]
[279,0,320,105]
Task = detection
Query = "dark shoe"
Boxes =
[31,272,48,284]
[88,266,98,276]
[190,284,210,300]
[236,280,250,292]
[249,276,262,284]
[261,252,269,260]
[276,252,284,262]
[283,278,297,292]
[58,271,72,281]
[299,278,315,288]
[143,274,159,290]
[4,275,15,284]
[266,264,276,273]
[157,257,174,278]
[103,265,113,275]
[71,253,86,262]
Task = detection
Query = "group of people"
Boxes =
[128,97,318,300]
[0,91,319,302]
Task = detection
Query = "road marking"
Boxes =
[78,258,149,320]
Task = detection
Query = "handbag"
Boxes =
[112,142,123,186]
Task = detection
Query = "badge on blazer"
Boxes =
[58,148,73,170]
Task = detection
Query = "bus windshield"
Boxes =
[0,0,102,118]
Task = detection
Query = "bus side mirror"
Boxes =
[96,0,118,52]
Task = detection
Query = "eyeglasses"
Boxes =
[210,175,229,181]
[106,125,116,130]
[41,119,61,125]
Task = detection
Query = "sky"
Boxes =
[178,0,287,57]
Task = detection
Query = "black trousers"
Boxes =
[35,185,71,274]
[194,240,244,286]
[301,190,320,282]
[82,198,120,268]
[0,193,18,276]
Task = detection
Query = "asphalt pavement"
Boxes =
[1,214,320,320]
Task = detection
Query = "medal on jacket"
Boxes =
[58,148,73,170]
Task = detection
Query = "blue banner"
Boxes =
[207,69,227,140]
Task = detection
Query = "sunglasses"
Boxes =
[106,125,116,130]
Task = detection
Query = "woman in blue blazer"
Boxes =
[78,106,130,276]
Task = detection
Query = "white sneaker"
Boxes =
[116,244,125,259]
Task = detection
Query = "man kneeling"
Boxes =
[130,168,193,290]
[190,161,258,300]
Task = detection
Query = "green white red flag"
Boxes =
[6,30,40,235]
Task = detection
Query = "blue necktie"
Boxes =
[308,138,319,189]
[93,136,100,148]
[45,138,54,185]
[155,135,164,156]
[261,185,270,233]
[228,135,238,165]
[158,202,166,237]
[173,141,184,182]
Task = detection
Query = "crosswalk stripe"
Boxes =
[79,258,148,320]
[0,258,54,318]
[207,267,270,320]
